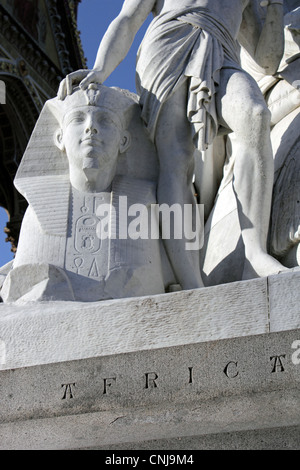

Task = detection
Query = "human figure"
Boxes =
[58,0,287,286]
[241,2,300,267]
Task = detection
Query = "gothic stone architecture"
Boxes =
[0,0,86,252]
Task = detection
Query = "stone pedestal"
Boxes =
[0,271,299,450]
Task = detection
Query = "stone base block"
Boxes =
[0,270,299,371]
[0,271,299,449]
[0,329,299,449]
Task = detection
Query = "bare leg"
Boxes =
[217,69,287,278]
[155,82,204,289]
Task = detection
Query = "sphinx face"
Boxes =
[58,106,126,172]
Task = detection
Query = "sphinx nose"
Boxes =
[85,116,98,134]
[85,125,98,135]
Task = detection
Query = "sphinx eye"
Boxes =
[66,112,86,125]
[99,116,117,128]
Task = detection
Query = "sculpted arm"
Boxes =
[238,0,284,75]
[58,0,156,99]
[92,0,156,82]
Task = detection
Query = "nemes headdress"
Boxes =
[49,84,137,130]
[13,85,139,236]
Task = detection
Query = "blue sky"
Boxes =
[0,0,152,267]
[77,0,151,90]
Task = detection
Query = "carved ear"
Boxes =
[55,129,65,152]
[119,131,131,154]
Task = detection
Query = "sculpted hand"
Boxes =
[79,69,105,90]
[57,69,104,100]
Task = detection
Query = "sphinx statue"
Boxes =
[1,84,177,302]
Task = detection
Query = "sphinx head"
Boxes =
[51,84,132,192]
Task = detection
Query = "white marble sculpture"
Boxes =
[2,0,295,302]
[58,0,289,289]
[201,1,300,285]
[242,1,300,268]
[1,84,177,302]
[261,3,300,268]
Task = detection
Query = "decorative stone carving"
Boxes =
[1,84,176,303]
[57,0,289,290]
[2,1,297,301]
[45,0,86,75]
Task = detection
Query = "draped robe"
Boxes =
[136,7,242,150]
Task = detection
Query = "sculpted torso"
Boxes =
[153,0,250,38]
